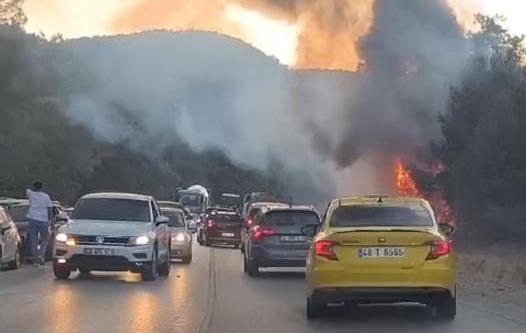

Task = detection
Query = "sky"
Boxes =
[23,0,526,67]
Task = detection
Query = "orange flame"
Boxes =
[395,158,454,225]
[395,158,419,197]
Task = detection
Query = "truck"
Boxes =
[176,185,210,232]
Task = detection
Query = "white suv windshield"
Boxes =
[72,198,151,222]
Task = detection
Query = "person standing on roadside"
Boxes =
[26,181,53,266]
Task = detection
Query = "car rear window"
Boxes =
[248,208,261,219]
[330,205,434,227]
[72,198,151,222]
[213,214,241,224]
[163,211,185,227]
[263,211,319,226]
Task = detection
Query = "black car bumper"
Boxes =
[311,287,453,304]
[56,255,149,273]
[207,236,241,245]
[249,247,306,268]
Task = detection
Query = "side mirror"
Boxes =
[156,216,169,225]
[439,224,455,236]
[301,224,320,238]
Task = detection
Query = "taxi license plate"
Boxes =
[358,247,405,258]
[222,232,235,237]
[83,248,115,256]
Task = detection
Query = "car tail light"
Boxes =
[246,218,253,227]
[315,240,338,260]
[427,240,451,260]
[207,219,216,228]
[252,226,276,241]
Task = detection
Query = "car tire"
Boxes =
[45,242,54,262]
[435,296,456,321]
[159,252,170,277]
[54,263,71,280]
[240,243,245,253]
[246,258,259,277]
[141,249,159,281]
[181,253,192,264]
[79,268,91,275]
[8,247,21,270]
[233,243,240,249]
[307,295,322,319]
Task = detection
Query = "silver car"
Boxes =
[161,208,193,264]
[0,207,21,270]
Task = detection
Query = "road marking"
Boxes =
[197,247,217,333]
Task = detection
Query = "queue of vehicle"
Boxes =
[1,189,456,321]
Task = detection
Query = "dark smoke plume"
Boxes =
[330,0,468,170]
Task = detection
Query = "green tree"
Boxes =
[435,15,526,243]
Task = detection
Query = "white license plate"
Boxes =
[222,232,235,237]
[83,248,115,256]
[358,247,405,258]
[280,235,307,242]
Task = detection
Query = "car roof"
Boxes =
[248,201,288,209]
[263,205,317,214]
[210,210,239,216]
[334,196,430,208]
[80,192,153,201]
[160,207,185,214]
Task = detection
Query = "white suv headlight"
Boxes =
[134,235,150,245]
[56,233,75,246]
[56,233,68,243]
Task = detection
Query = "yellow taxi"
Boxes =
[304,196,456,320]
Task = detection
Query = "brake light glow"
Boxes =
[314,240,338,260]
[427,240,451,260]
[252,226,276,241]
[246,218,253,226]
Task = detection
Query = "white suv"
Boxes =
[54,192,170,281]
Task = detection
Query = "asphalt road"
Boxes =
[1,242,525,333]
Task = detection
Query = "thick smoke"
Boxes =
[315,0,469,193]
[50,0,472,199]
[57,31,335,201]
[111,0,374,71]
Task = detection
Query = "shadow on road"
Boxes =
[306,304,454,331]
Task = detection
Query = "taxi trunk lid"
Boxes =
[327,227,439,270]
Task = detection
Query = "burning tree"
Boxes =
[394,158,454,226]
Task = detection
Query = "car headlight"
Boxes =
[56,233,75,246]
[56,233,68,243]
[134,235,150,245]
[173,233,185,242]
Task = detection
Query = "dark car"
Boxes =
[243,206,320,276]
[240,201,288,253]
[201,210,242,248]
[8,202,68,261]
